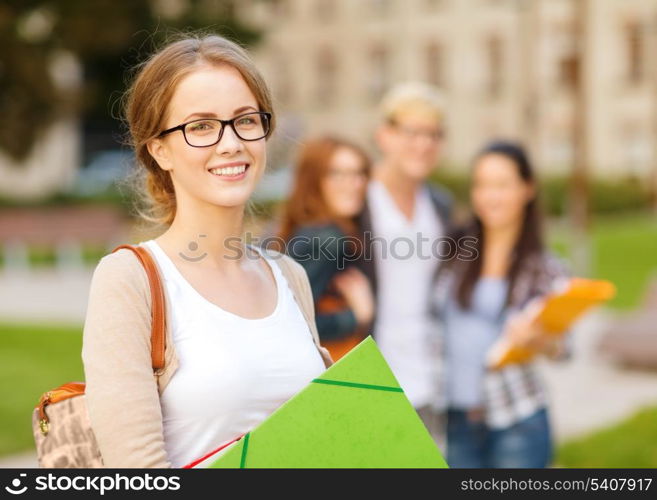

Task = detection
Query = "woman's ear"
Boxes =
[147,138,173,172]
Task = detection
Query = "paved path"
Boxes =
[0,451,37,469]
[0,269,93,323]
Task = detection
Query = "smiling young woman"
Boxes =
[80,34,333,468]
[431,141,571,468]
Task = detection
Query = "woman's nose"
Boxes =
[215,124,243,155]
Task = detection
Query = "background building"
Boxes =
[237,0,657,183]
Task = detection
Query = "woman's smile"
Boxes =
[207,161,251,181]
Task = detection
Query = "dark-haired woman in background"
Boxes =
[276,137,375,361]
[431,141,570,468]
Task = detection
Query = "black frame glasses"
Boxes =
[158,111,272,147]
[388,118,445,142]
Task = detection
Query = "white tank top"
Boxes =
[140,239,326,468]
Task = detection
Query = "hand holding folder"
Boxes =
[487,277,617,369]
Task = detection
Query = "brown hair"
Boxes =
[276,136,371,245]
[123,34,275,227]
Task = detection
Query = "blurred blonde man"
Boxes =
[359,82,453,449]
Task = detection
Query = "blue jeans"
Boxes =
[446,407,552,468]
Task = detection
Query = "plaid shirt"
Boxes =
[428,251,571,429]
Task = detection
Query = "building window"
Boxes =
[316,47,338,106]
[425,41,445,88]
[270,0,290,19]
[424,0,447,10]
[315,0,336,22]
[367,44,390,102]
[272,52,293,107]
[558,53,579,90]
[368,0,392,17]
[485,35,503,98]
[222,0,236,18]
[624,20,644,85]
[554,23,578,91]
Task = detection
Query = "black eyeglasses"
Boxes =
[388,119,445,142]
[158,111,272,147]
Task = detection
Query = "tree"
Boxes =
[0,0,260,162]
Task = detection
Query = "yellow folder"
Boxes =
[486,278,616,369]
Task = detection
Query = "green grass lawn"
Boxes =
[556,406,657,468]
[591,214,657,309]
[548,212,657,310]
[0,322,84,457]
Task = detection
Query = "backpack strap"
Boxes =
[111,244,167,372]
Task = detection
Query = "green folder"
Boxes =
[203,336,448,468]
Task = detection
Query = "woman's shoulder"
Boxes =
[89,246,151,296]
[83,247,156,363]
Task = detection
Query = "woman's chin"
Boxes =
[206,192,254,209]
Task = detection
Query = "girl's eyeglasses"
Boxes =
[158,111,272,147]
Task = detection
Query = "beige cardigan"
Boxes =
[81,246,333,468]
